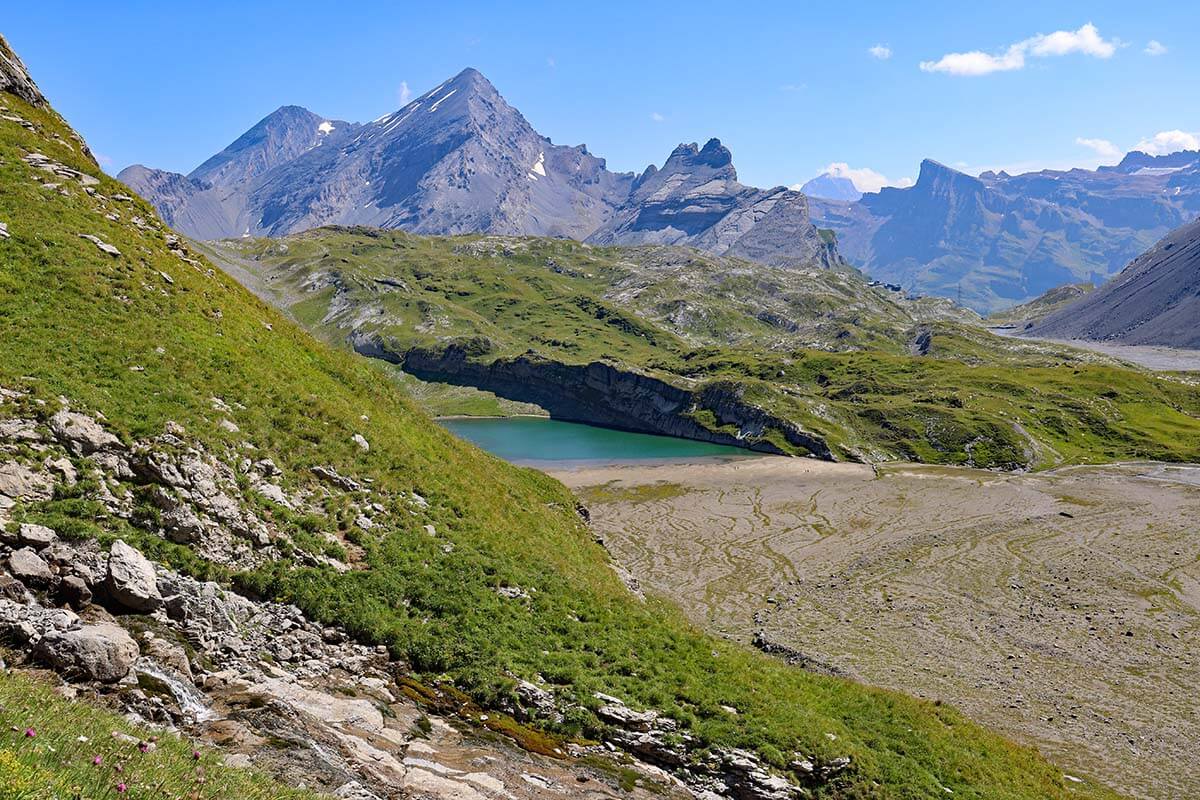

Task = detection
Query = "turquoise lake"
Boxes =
[438,416,754,466]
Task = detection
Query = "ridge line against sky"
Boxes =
[2,1,1196,192]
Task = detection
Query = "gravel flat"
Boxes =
[556,458,1200,800]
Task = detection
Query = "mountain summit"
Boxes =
[121,70,838,269]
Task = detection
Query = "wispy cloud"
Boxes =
[1075,137,1121,160]
[650,112,665,123]
[780,83,807,92]
[794,162,913,194]
[398,81,412,105]
[1134,129,1200,155]
[920,23,1117,76]
[547,56,557,69]
[868,44,892,60]
[1144,40,1168,56]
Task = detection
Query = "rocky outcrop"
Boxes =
[377,342,832,459]
[106,539,163,612]
[34,622,140,683]
[0,34,45,107]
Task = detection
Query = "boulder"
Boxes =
[8,547,52,586]
[34,622,139,682]
[59,575,92,608]
[18,523,57,550]
[49,409,122,455]
[0,573,30,603]
[106,540,161,611]
[0,461,53,501]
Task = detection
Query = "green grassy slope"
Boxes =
[223,229,1200,469]
[0,74,1123,798]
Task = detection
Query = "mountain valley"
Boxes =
[3,14,1200,800]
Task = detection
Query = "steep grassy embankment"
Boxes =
[222,229,1200,469]
[0,52,1124,798]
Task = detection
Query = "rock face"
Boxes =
[120,69,634,243]
[106,539,162,611]
[379,343,831,459]
[1025,217,1200,348]
[120,71,839,272]
[34,623,140,682]
[0,34,45,107]
[809,153,1200,312]
[587,138,839,269]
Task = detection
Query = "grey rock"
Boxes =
[34,622,139,683]
[0,573,30,603]
[58,575,92,608]
[106,540,162,612]
[77,234,120,257]
[0,35,46,106]
[0,461,53,500]
[49,409,122,455]
[18,523,56,550]
[8,547,52,586]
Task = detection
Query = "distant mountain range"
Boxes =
[1024,216,1200,349]
[120,69,838,269]
[122,67,1200,311]
[809,154,1200,311]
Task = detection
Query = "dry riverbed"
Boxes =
[553,458,1200,800]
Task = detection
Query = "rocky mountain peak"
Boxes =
[188,104,341,188]
[0,34,44,107]
[663,138,736,175]
[915,158,984,196]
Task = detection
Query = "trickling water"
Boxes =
[136,659,216,723]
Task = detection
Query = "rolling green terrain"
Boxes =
[219,229,1200,469]
[0,48,1126,800]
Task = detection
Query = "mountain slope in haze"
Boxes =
[122,71,838,269]
[0,32,1128,800]
[986,282,1095,327]
[800,172,861,202]
[1025,217,1200,348]
[809,154,1200,312]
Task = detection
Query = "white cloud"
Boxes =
[1144,40,1168,56]
[799,162,914,194]
[1075,137,1121,160]
[1134,129,1200,155]
[868,44,892,60]
[398,81,412,105]
[547,56,557,69]
[780,83,807,92]
[920,23,1117,76]
[650,112,665,123]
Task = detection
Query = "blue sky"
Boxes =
[5,1,1197,190]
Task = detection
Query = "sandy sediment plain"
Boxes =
[553,458,1200,800]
